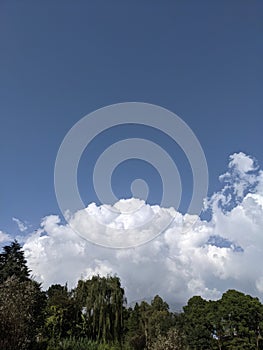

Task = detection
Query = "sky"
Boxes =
[0,1,263,307]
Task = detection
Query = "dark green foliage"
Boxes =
[44,284,80,342]
[215,289,263,349]
[182,295,215,349]
[0,240,30,283]
[47,337,99,350]
[124,296,175,349]
[0,276,46,350]
[181,290,263,350]
[54,337,122,350]
[125,303,146,349]
[73,275,126,344]
[0,241,46,350]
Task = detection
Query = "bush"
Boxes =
[46,338,121,350]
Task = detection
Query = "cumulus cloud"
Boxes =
[22,152,263,309]
[218,152,259,200]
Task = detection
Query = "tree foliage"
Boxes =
[1,241,263,349]
[0,276,46,350]
[181,290,263,349]
[0,241,46,349]
[149,328,185,350]
[73,275,126,344]
[0,240,30,283]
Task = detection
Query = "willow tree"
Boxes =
[74,275,126,344]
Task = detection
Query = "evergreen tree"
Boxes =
[0,240,30,283]
[0,241,46,350]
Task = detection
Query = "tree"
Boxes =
[0,241,46,350]
[182,295,214,349]
[125,303,146,350]
[180,290,263,350]
[149,295,174,338]
[149,327,185,350]
[44,283,80,344]
[217,290,263,349]
[0,276,46,350]
[73,275,126,344]
[125,296,174,350]
[0,240,30,283]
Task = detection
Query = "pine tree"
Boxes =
[0,241,46,350]
[0,240,30,284]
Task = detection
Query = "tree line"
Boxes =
[1,241,263,350]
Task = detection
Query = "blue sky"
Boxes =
[1,1,262,236]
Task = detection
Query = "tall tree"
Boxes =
[44,284,80,343]
[0,240,30,283]
[218,289,263,349]
[182,295,214,349]
[0,241,46,350]
[74,275,126,344]
[149,295,174,340]
[125,303,146,350]
[124,295,174,349]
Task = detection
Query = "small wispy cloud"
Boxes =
[12,217,28,232]
[0,230,10,243]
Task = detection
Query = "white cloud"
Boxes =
[12,217,28,232]
[229,152,257,173]
[218,152,259,200]
[0,230,10,243]
[22,152,263,308]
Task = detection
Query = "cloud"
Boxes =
[0,230,10,243]
[218,152,259,200]
[22,152,263,309]
[12,217,28,232]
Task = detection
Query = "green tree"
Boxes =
[125,303,146,350]
[149,327,185,350]
[45,284,80,344]
[74,275,126,344]
[218,289,263,349]
[0,241,46,350]
[0,276,46,350]
[147,295,174,346]
[125,296,174,350]
[180,290,263,350]
[182,295,214,349]
[0,240,30,283]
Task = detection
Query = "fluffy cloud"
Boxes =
[217,152,259,200]
[22,152,263,309]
